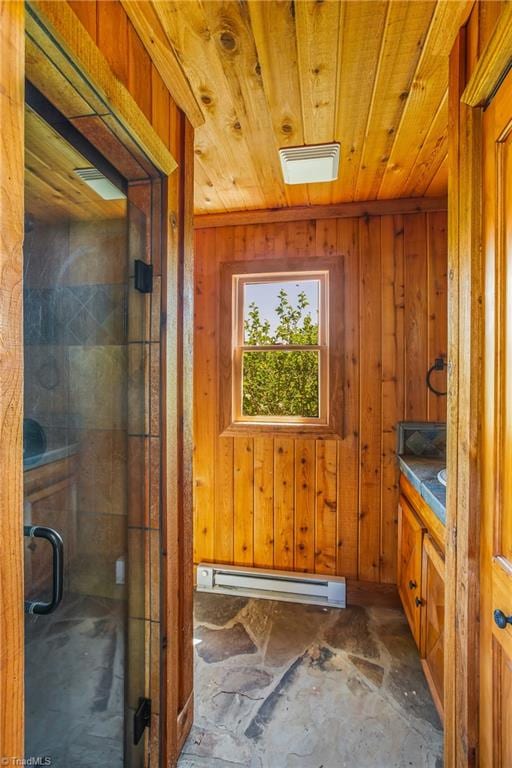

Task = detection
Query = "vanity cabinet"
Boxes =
[397,496,426,646]
[398,474,445,720]
[24,455,78,598]
[420,534,445,716]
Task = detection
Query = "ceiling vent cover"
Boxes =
[279,142,340,185]
[74,168,126,200]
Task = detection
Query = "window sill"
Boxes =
[220,421,343,440]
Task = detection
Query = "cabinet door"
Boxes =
[398,495,425,646]
[421,535,445,719]
[24,480,77,599]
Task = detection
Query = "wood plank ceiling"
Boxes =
[128,0,472,214]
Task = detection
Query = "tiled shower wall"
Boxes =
[24,217,129,599]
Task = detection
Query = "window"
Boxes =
[220,257,343,438]
[234,272,328,423]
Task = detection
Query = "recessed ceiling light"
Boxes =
[279,143,340,185]
[74,168,126,200]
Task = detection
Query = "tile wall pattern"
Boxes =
[125,183,163,767]
[24,284,127,347]
[397,422,447,459]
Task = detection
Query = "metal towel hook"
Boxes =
[426,357,448,396]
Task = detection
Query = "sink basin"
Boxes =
[437,468,447,487]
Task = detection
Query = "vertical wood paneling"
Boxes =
[214,437,234,564]
[286,219,315,258]
[315,440,338,574]
[193,228,216,563]
[233,437,254,565]
[294,439,316,572]
[315,218,337,259]
[314,220,339,576]
[381,215,405,584]
[274,439,295,570]
[427,210,448,421]
[151,66,171,148]
[359,216,382,582]
[68,0,97,40]
[127,20,152,122]
[97,0,129,84]
[405,213,429,419]
[213,226,236,564]
[337,217,360,578]
[194,210,447,582]
[253,438,274,568]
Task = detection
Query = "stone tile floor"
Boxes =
[25,593,125,768]
[179,593,443,768]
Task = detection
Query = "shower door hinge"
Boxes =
[134,260,153,293]
[133,697,151,745]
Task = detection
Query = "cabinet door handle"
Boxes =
[415,596,423,608]
[493,609,512,630]
[24,525,64,615]
[408,580,417,590]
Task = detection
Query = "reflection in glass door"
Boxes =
[23,102,145,766]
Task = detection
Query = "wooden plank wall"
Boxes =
[194,210,447,585]
[67,0,179,153]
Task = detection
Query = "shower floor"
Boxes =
[25,592,125,768]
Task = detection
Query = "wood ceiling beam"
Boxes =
[194,195,448,229]
[27,0,178,176]
[120,0,205,128]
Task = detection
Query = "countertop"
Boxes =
[398,455,446,525]
[23,443,79,471]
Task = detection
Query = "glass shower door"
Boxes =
[23,104,147,767]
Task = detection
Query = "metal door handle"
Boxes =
[493,609,512,630]
[24,525,63,615]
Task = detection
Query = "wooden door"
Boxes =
[398,495,425,646]
[481,65,512,767]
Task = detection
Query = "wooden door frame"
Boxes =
[160,115,195,766]
[0,0,25,759]
[445,9,512,767]
[0,2,194,763]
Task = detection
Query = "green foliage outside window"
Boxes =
[242,288,320,417]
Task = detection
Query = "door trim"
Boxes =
[1,2,188,762]
[0,0,25,759]
[160,115,195,768]
[446,10,512,767]
[26,0,177,177]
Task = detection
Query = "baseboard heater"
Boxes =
[196,563,346,609]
